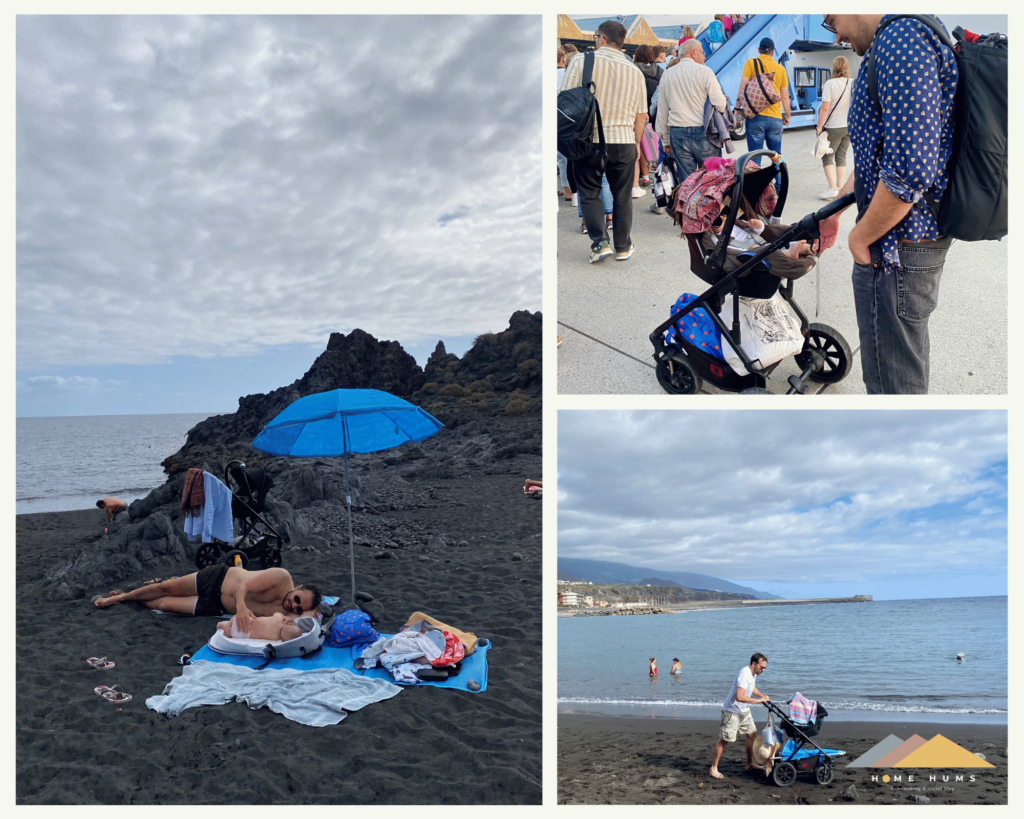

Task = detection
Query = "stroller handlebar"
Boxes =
[812,191,856,223]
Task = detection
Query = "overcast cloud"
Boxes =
[17,15,541,370]
[559,411,1007,590]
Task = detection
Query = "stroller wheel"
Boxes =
[195,543,221,569]
[772,761,797,787]
[816,762,834,785]
[795,323,853,384]
[656,355,702,395]
[224,549,248,570]
[260,549,283,569]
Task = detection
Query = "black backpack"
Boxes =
[866,15,1007,242]
[557,52,606,167]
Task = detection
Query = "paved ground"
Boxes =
[556,127,1007,395]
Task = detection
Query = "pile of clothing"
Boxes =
[181,467,234,543]
[354,613,475,685]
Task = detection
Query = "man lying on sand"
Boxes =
[94,565,322,632]
[216,611,310,642]
[710,652,770,779]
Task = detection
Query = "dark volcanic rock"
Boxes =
[42,311,542,598]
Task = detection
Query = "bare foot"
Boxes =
[710,769,724,779]
[94,592,123,608]
[747,763,765,772]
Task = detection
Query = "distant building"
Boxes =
[559,591,580,606]
[584,596,594,607]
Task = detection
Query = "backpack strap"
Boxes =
[582,51,607,163]
[864,15,955,222]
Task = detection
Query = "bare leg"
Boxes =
[95,573,198,608]
[710,738,727,778]
[836,165,847,188]
[144,596,199,615]
[823,164,837,191]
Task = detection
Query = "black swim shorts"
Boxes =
[194,563,229,616]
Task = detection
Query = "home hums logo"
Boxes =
[846,734,994,783]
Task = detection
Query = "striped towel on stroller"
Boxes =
[788,692,817,724]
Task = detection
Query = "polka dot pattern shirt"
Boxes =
[849,15,958,272]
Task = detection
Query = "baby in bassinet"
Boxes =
[702,206,818,280]
[216,611,305,642]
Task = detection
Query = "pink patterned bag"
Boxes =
[672,159,777,234]
[639,123,661,164]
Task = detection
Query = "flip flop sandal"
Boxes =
[86,657,115,670]
[94,685,132,703]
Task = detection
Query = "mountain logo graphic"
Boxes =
[845,734,995,769]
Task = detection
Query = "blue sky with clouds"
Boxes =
[558,411,1007,601]
[17,15,541,417]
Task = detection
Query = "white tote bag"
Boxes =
[719,292,805,376]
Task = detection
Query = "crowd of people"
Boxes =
[558,14,967,395]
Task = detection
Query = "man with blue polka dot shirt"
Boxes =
[819,14,958,394]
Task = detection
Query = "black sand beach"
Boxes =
[17,471,541,804]
[558,713,1006,805]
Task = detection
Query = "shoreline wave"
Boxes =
[557,696,1007,715]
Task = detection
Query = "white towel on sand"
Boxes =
[145,660,401,726]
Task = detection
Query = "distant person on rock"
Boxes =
[710,652,769,779]
[96,497,127,523]
[93,565,322,629]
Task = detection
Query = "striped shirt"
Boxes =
[559,47,647,144]
[655,59,727,142]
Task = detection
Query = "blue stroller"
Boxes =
[762,699,846,786]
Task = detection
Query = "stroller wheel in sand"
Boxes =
[772,762,797,787]
[815,762,834,785]
[195,543,221,568]
[794,323,852,384]
[259,546,283,569]
[655,354,702,394]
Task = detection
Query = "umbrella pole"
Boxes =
[342,434,357,611]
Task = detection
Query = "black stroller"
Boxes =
[650,150,856,394]
[193,460,287,570]
[761,699,846,787]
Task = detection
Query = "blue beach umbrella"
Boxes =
[252,388,443,607]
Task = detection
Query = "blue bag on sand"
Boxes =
[325,609,380,649]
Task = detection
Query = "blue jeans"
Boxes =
[851,237,951,394]
[746,114,783,186]
[669,126,721,185]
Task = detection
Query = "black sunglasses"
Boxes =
[822,16,837,35]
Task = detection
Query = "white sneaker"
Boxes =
[819,189,838,200]
[631,186,645,199]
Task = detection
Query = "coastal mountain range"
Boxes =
[557,557,780,599]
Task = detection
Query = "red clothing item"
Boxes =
[431,631,466,667]
[723,15,733,32]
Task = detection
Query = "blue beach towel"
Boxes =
[192,635,489,693]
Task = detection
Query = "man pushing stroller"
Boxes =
[710,652,770,779]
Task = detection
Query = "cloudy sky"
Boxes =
[17,15,541,416]
[559,411,1007,601]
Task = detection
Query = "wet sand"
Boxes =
[558,712,1006,805]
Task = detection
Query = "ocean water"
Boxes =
[558,596,1007,724]
[16,413,218,514]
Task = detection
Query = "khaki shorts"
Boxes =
[720,709,757,742]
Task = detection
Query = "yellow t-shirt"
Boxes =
[741,55,788,119]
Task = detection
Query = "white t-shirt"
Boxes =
[722,664,757,713]
[821,77,852,129]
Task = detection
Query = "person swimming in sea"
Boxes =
[650,657,657,677]
[671,658,682,675]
